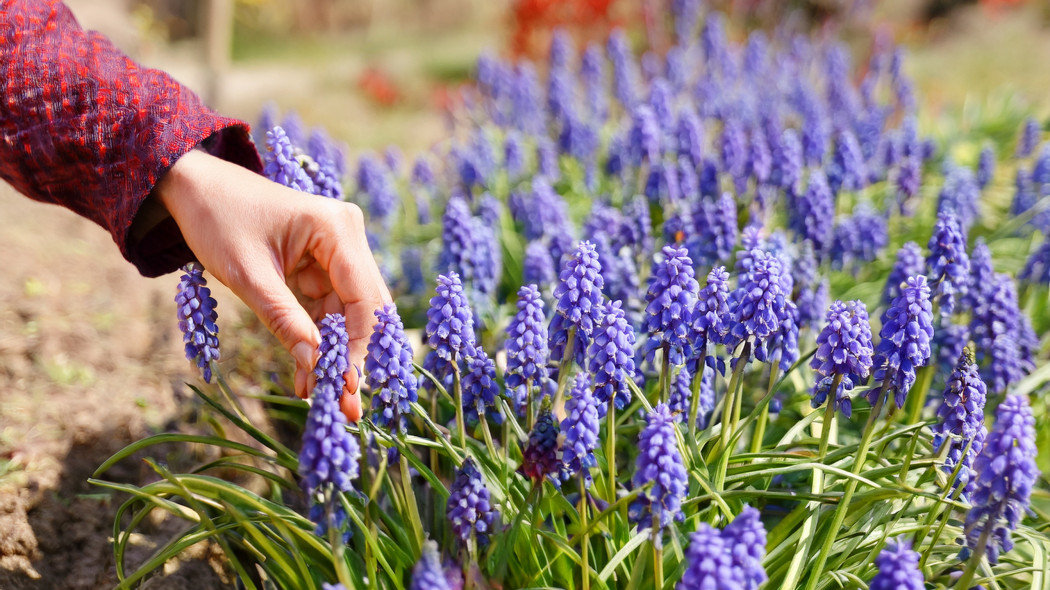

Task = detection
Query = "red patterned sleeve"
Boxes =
[0,0,263,277]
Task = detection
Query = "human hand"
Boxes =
[153,149,390,421]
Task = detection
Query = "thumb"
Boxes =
[234,266,320,399]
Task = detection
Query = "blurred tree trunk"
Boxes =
[202,0,232,109]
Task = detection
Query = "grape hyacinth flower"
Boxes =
[691,266,732,362]
[629,403,688,541]
[977,146,995,189]
[937,164,980,233]
[926,212,970,317]
[316,314,350,396]
[677,110,705,169]
[438,195,476,281]
[446,458,500,547]
[505,285,551,416]
[300,382,361,538]
[963,393,1039,564]
[461,348,502,426]
[725,249,793,365]
[264,126,315,193]
[971,273,1035,392]
[521,399,561,487]
[410,540,452,590]
[422,273,477,391]
[590,300,636,415]
[1016,117,1040,158]
[723,506,768,590]
[789,169,834,253]
[365,304,418,436]
[644,246,700,366]
[810,300,874,410]
[871,276,934,409]
[549,242,606,367]
[883,242,924,303]
[1020,238,1050,285]
[561,374,600,485]
[828,130,867,195]
[965,238,995,312]
[775,129,803,193]
[830,204,888,271]
[677,524,744,590]
[869,540,924,590]
[523,241,556,290]
[175,264,220,383]
[689,192,738,266]
[932,348,987,498]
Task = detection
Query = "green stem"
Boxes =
[607,397,617,505]
[660,343,670,405]
[816,374,844,463]
[526,376,535,432]
[480,417,499,465]
[465,536,477,590]
[954,527,992,590]
[399,453,424,556]
[804,383,887,590]
[553,328,577,412]
[652,520,664,590]
[717,343,749,456]
[212,363,249,421]
[687,352,707,443]
[453,359,465,448]
[579,475,590,590]
[502,420,511,491]
[328,497,356,590]
[749,368,779,454]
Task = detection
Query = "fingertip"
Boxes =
[340,389,362,423]
[294,367,309,399]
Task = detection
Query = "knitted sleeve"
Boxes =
[0,0,262,276]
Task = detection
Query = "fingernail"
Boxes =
[292,341,316,371]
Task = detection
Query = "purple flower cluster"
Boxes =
[461,348,502,426]
[932,349,987,498]
[316,314,350,396]
[504,285,551,415]
[726,249,793,365]
[447,458,500,547]
[423,273,476,392]
[175,264,220,383]
[365,304,418,436]
[964,393,1039,563]
[264,126,315,193]
[871,275,934,408]
[970,273,1037,392]
[410,540,452,590]
[811,300,874,387]
[629,403,688,539]
[926,212,970,317]
[300,382,360,538]
[589,300,636,415]
[883,242,924,304]
[521,400,561,486]
[869,540,924,590]
[678,507,768,590]
[561,374,600,485]
[549,242,606,366]
[644,246,700,365]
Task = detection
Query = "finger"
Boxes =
[232,259,321,396]
[340,365,362,422]
[295,260,334,301]
[340,388,362,423]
